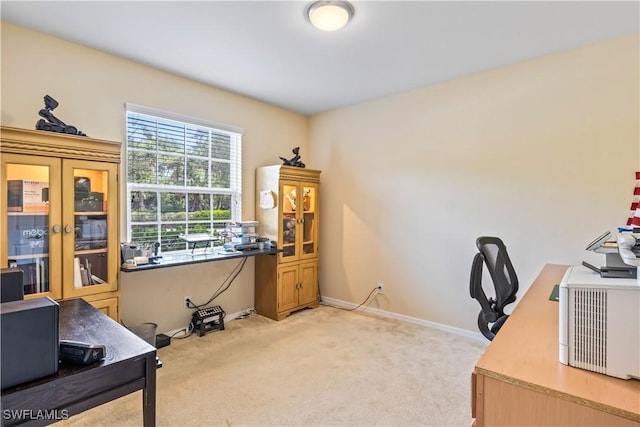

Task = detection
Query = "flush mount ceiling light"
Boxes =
[305,0,355,32]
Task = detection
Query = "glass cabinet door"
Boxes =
[62,160,118,298]
[279,180,319,262]
[301,183,318,259]
[281,182,298,259]
[1,154,62,299]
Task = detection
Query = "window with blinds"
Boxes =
[125,105,243,253]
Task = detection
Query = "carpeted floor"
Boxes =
[59,305,487,426]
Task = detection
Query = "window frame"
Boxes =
[124,103,244,254]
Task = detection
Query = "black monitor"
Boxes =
[1,268,25,303]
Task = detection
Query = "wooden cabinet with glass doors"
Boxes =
[0,126,120,321]
[255,165,320,320]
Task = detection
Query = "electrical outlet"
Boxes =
[377,283,384,294]
[184,296,192,309]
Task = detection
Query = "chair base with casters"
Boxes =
[476,310,508,341]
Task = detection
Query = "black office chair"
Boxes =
[469,236,519,341]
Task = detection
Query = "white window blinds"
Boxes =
[125,105,243,253]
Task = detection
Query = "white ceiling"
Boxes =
[2,1,638,116]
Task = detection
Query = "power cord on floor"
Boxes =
[179,257,247,336]
[319,285,383,312]
[184,257,248,311]
[235,308,256,319]
[168,327,192,339]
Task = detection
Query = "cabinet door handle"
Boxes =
[64,224,73,234]
[52,224,61,233]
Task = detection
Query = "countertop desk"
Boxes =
[1,298,156,426]
[121,247,276,272]
[472,263,640,426]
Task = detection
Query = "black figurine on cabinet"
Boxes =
[279,146,305,168]
[36,95,87,136]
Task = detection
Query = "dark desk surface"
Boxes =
[121,247,276,272]
[1,298,157,426]
[58,298,156,363]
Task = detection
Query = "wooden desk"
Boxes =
[1,298,156,426]
[472,264,640,426]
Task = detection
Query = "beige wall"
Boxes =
[2,21,639,335]
[1,22,308,332]
[308,34,640,331]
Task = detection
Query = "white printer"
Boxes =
[559,232,640,380]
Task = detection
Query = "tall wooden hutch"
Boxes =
[255,165,320,320]
[0,126,121,320]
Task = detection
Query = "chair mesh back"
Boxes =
[476,236,518,315]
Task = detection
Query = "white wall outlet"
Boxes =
[377,283,384,294]
[184,296,192,309]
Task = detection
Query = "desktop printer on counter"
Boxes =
[559,232,640,380]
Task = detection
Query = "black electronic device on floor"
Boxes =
[190,305,225,337]
[155,333,171,349]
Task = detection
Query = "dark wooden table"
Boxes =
[1,298,157,426]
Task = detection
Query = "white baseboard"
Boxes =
[320,296,486,342]
[162,304,486,343]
